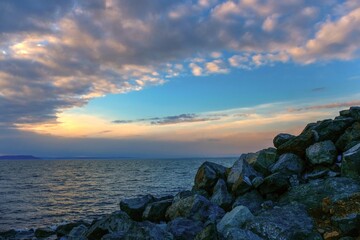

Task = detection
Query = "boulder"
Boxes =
[194,224,219,240]
[303,166,330,181]
[277,130,315,156]
[273,133,295,148]
[34,227,55,238]
[173,190,193,203]
[120,194,154,221]
[194,161,227,194]
[227,158,262,196]
[246,203,320,240]
[270,153,304,176]
[56,220,90,237]
[348,106,360,120]
[210,179,233,211]
[342,143,360,179]
[280,177,360,212]
[306,140,337,166]
[307,118,354,142]
[258,172,289,196]
[222,228,263,240]
[0,230,35,240]
[166,218,203,240]
[143,199,173,222]
[336,122,360,151]
[67,224,88,240]
[253,148,278,175]
[232,190,264,214]
[238,152,259,165]
[165,194,225,223]
[216,206,254,235]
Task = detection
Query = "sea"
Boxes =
[0,157,236,231]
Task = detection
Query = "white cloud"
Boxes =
[189,63,203,76]
[262,14,278,32]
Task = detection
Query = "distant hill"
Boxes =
[0,155,40,160]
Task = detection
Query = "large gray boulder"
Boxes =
[270,153,304,176]
[336,122,360,151]
[55,220,90,237]
[253,148,278,176]
[307,118,354,142]
[348,106,360,120]
[232,190,264,214]
[165,194,225,223]
[34,227,55,239]
[306,140,337,166]
[210,179,233,211]
[67,225,88,240]
[217,206,254,236]
[143,199,173,222]
[342,143,360,179]
[120,194,154,221]
[227,158,262,196]
[277,130,315,156]
[166,218,203,240]
[246,203,319,240]
[238,152,259,165]
[194,161,227,194]
[273,133,295,148]
[258,172,289,196]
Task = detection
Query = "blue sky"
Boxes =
[0,0,360,157]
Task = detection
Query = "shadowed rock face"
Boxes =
[342,143,360,179]
[193,161,227,194]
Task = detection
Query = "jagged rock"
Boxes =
[173,190,193,202]
[253,148,277,176]
[251,176,264,188]
[67,224,88,240]
[165,194,225,223]
[217,206,254,235]
[258,172,289,196]
[336,122,360,151]
[280,177,360,211]
[210,179,233,211]
[306,140,337,166]
[86,211,135,240]
[227,158,262,196]
[166,218,203,240]
[342,143,360,179]
[270,153,304,176]
[348,106,360,120]
[238,152,259,165]
[120,194,154,221]
[56,220,90,237]
[246,203,320,240]
[277,129,315,156]
[143,199,173,222]
[222,228,263,240]
[194,224,219,240]
[0,230,35,240]
[34,227,55,238]
[194,161,227,194]
[303,166,329,180]
[273,133,295,148]
[232,190,264,214]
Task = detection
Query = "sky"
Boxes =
[1,0,360,158]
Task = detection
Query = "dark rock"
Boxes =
[261,200,274,210]
[165,194,225,223]
[67,224,88,240]
[342,143,360,179]
[270,153,304,176]
[227,158,262,196]
[173,190,193,203]
[308,118,355,142]
[251,176,264,188]
[194,224,219,240]
[253,148,277,176]
[35,227,55,238]
[336,122,360,151]
[0,230,17,239]
[280,177,360,212]
[349,106,360,120]
[238,152,259,165]
[340,109,351,117]
[0,230,35,240]
[56,220,90,237]
[86,211,135,240]
[246,203,320,240]
[217,206,254,235]
[232,190,264,214]
[194,161,227,194]
[166,218,203,240]
[273,133,295,148]
[306,140,337,165]
[258,172,289,195]
[156,195,174,202]
[120,194,154,221]
[303,166,330,180]
[143,199,173,222]
[210,179,233,211]
[222,228,263,240]
[277,129,315,156]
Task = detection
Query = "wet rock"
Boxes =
[194,161,227,194]
[166,218,203,240]
[246,203,319,240]
[253,148,277,176]
[165,194,225,223]
[258,172,289,196]
[120,194,154,221]
[143,199,173,222]
[273,133,295,148]
[227,158,262,196]
[222,228,263,240]
[210,179,233,211]
[270,153,304,176]
[277,129,315,156]
[56,220,90,237]
[342,143,360,179]
[336,122,360,151]
[67,224,88,240]
[34,227,55,238]
[194,224,219,240]
[306,140,337,166]
[217,206,254,235]
[232,190,264,214]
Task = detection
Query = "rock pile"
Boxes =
[1,107,360,240]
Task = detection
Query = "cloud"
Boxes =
[288,100,360,112]
[311,87,326,92]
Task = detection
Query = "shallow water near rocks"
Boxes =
[0,158,236,231]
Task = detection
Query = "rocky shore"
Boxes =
[1,107,360,240]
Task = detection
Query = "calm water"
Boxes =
[0,158,236,230]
